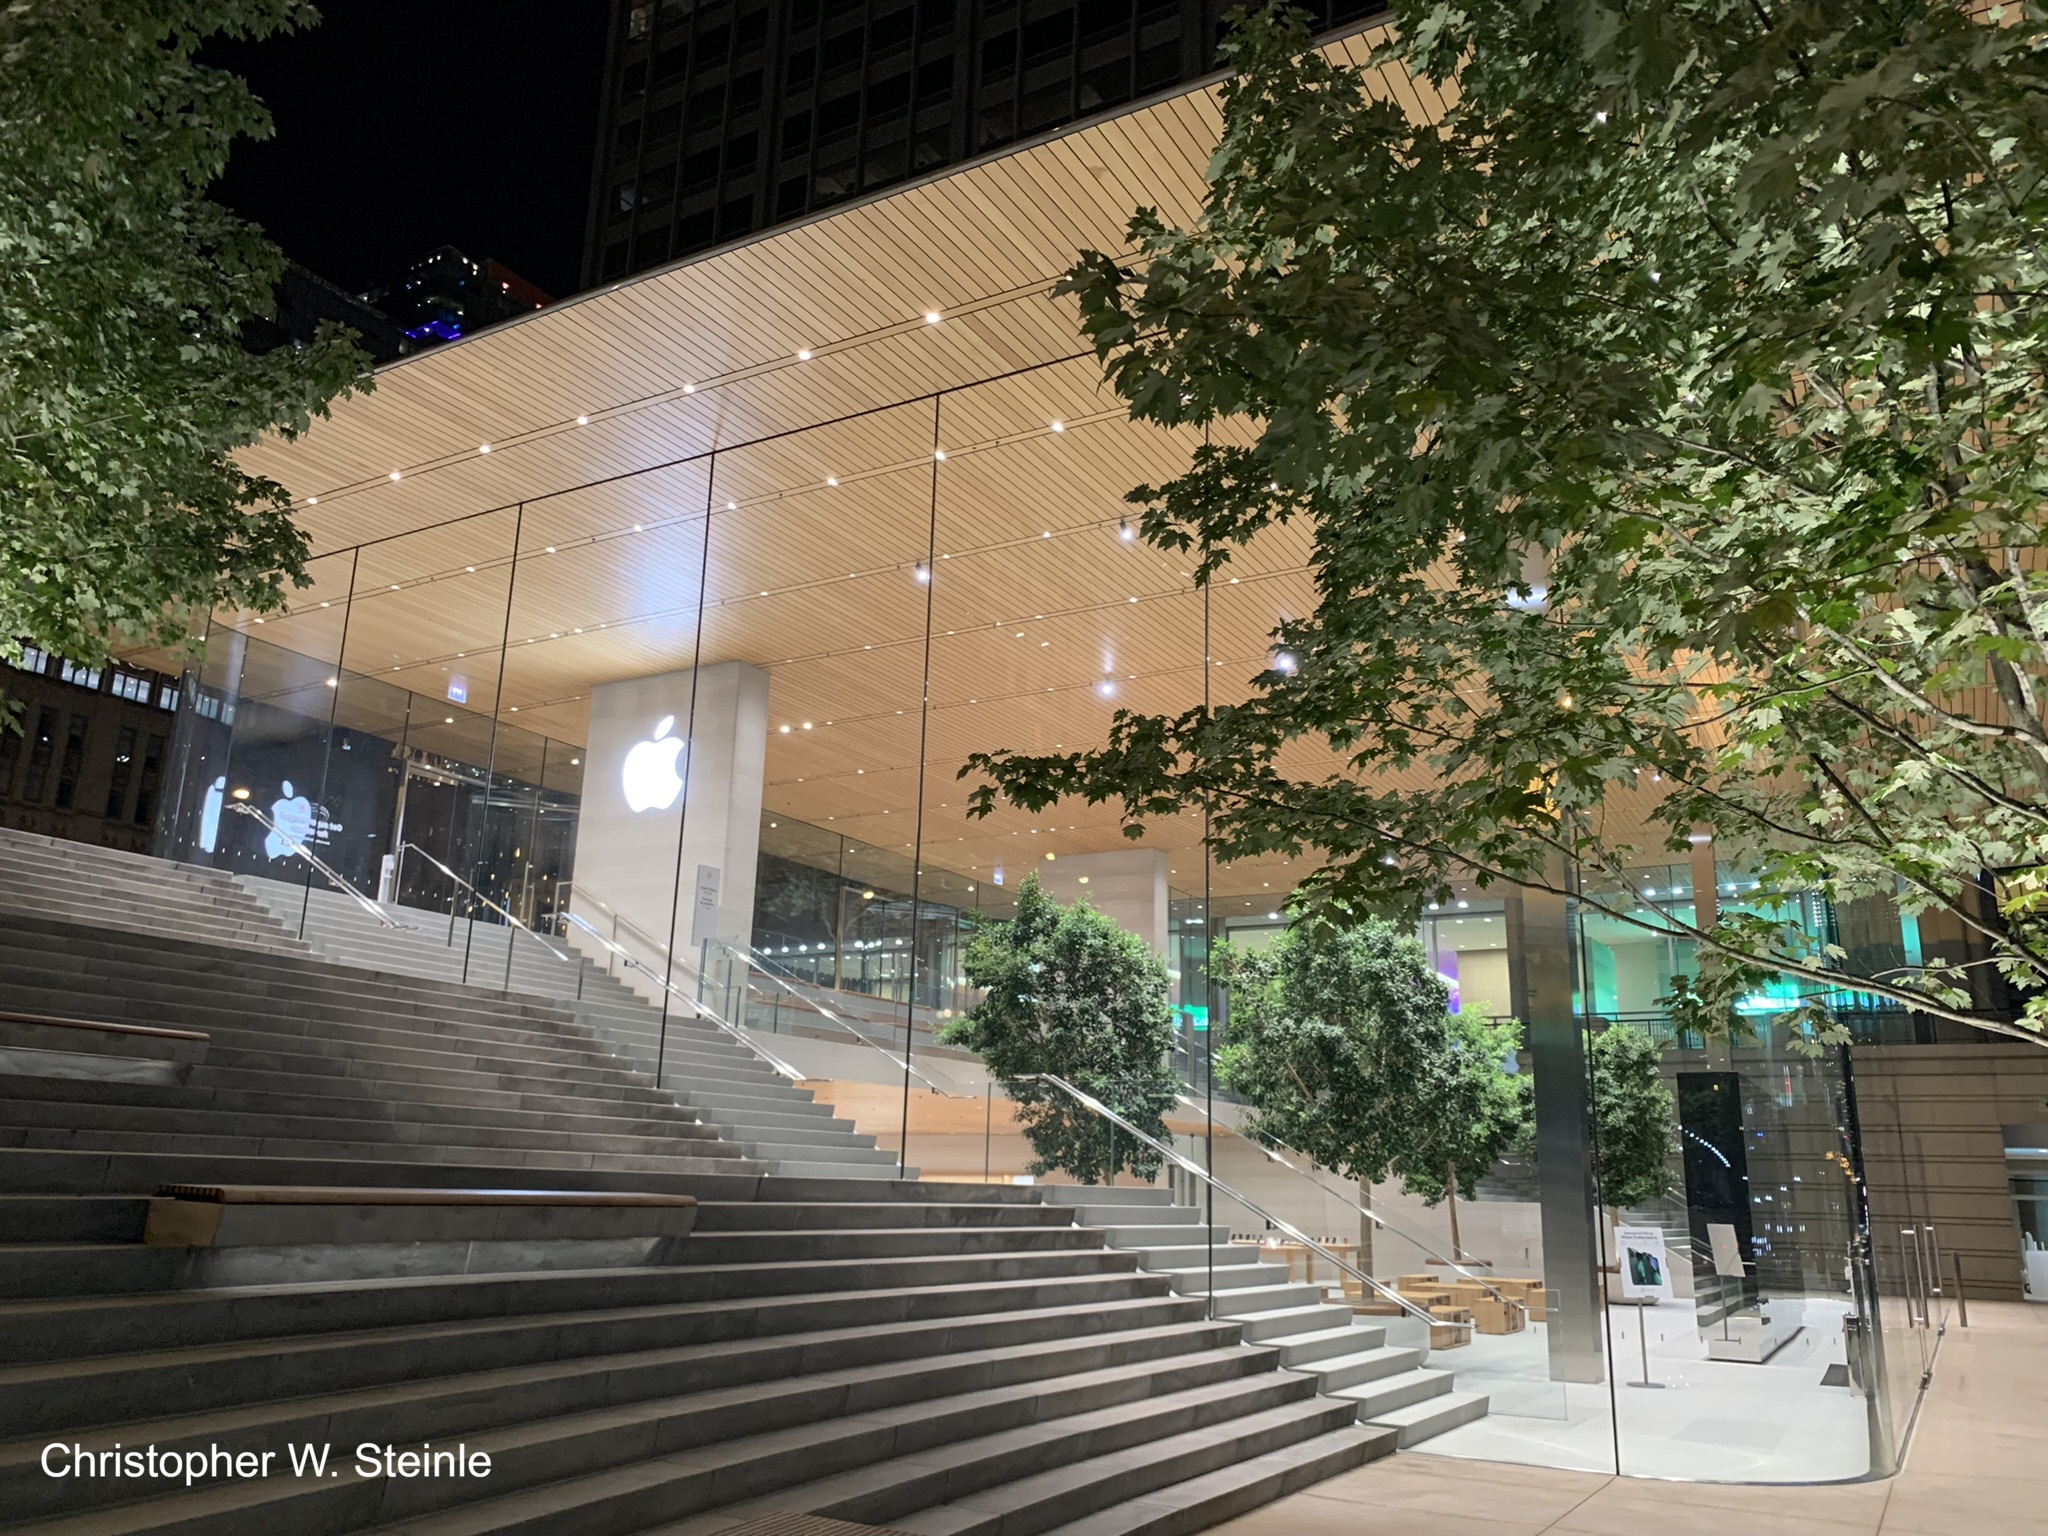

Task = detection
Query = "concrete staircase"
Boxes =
[0,1185,1391,1536]
[0,831,898,1181]
[1047,1188,1490,1449]
[0,827,310,956]
[0,911,771,1199]
[231,878,906,1181]
[0,831,1405,1536]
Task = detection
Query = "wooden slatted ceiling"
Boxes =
[211,34,1486,898]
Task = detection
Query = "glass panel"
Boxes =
[1606,1022,1886,1480]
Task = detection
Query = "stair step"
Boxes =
[1359,1387,1490,1446]
[1029,1423,1394,1536]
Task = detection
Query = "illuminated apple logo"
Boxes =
[622,715,686,813]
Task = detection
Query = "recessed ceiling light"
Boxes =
[576,414,588,424]
[479,443,490,454]
[389,470,401,481]
[797,349,813,360]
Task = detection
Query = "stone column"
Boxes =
[571,662,770,989]
[1509,872,1607,1384]
[1033,847,1170,954]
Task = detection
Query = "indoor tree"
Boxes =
[0,0,366,717]
[965,0,2048,1047]
[1588,1022,1677,1214]
[1214,918,1528,1254]
[939,874,1181,1184]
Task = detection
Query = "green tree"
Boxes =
[1588,1023,1676,1212]
[964,1,2048,1047]
[1,0,365,702]
[1214,920,1528,1207]
[940,875,1180,1183]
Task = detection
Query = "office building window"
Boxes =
[54,712,89,809]
[134,734,166,826]
[22,706,57,801]
[106,725,137,820]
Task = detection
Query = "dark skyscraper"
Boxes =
[583,0,1382,287]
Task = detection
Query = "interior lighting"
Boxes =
[231,788,251,801]
[802,721,813,730]
[319,601,330,608]
[479,443,491,454]
[1044,852,1055,861]
[826,477,838,487]
[444,717,454,724]
[389,471,402,481]
[324,677,338,688]
[914,564,931,583]
[1275,652,1297,674]
[576,415,589,425]
[934,449,946,461]
[307,496,318,505]
[682,383,696,393]
[1457,900,1470,909]
[925,311,942,323]
[1050,421,1064,432]
[1097,681,1115,697]
[1078,876,1090,885]
[1118,520,1134,541]
[797,349,813,360]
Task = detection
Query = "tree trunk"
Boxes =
[1445,1158,1462,1261]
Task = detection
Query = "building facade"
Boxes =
[582,0,1384,285]
[0,650,182,855]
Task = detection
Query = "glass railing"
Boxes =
[700,937,972,1097]
[230,801,410,931]
[1026,1072,1460,1348]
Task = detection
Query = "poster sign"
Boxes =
[690,864,722,948]
[1616,1223,1674,1302]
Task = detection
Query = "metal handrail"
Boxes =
[229,802,409,930]
[397,841,573,963]
[710,937,964,1098]
[1026,1074,1470,1338]
[1169,1091,1524,1313]
[558,910,809,1083]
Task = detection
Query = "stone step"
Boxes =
[1308,1344,1425,1394]
[678,1226,1107,1266]
[1,1274,1193,1436]
[664,1387,1355,1536]
[736,1140,897,1166]
[691,1201,1074,1232]
[1269,1323,1390,1370]
[1358,1387,1490,1447]
[0,1248,1151,1368]
[0,1311,1242,1524]
[0,1096,725,1160]
[1028,1424,1393,1536]
[1041,1187,1172,1209]
[1232,1303,1362,1344]
[0,1194,150,1244]
[1331,1365,1452,1418]
[393,1371,1327,1536]
[0,1145,768,1204]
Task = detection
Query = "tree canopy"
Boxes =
[939,875,1181,1183]
[1214,920,1527,1203]
[1588,1023,1677,1211]
[965,0,2048,1046]
[1,0,364,690]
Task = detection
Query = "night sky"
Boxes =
[207,2,613,301]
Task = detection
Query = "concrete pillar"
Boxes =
[1033,848,1169,954]
[570,663,769,986]
[1509,874,1606,1384]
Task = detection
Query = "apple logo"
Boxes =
[622,715,687,813]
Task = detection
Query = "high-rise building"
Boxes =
[582,0,1383,286]
[362,246,554,347]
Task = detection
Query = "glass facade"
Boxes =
[150,343,1961,1489]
